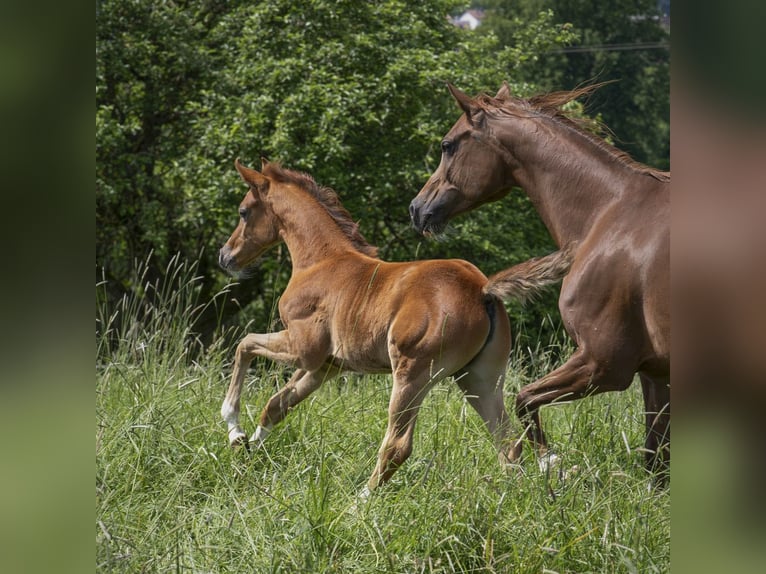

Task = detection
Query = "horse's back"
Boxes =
[287,255,494,374]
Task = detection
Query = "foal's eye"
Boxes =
[238,207,248,220]
[441,140,454,154]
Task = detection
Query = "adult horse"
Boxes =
[409,83,670,476]
[218,159,573,495]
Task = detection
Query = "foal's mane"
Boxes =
[477,84,670,183]
[263,163,379,258]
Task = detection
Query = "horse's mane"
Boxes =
[263,163,379,258]
[476,84,670,183]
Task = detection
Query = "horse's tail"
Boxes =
[483,242,576,303]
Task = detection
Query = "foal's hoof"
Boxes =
[346,485,373,515]
[228,428,248,448]
[537,452,560,473]
[248,425,271,446]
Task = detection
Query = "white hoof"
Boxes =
[538,452,560,473]
[357,485,371,502]
[228,427,248,447]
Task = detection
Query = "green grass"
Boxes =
[96,266,669,573]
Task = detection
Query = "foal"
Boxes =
[219,159,573,494]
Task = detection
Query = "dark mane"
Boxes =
[263,163,379,258]
[476,84,670,183]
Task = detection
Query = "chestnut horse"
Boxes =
[219,159,573,495]
[409,83,670,477]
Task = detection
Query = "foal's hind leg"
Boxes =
[365,364,435,495]
[456,367,519,467]
[639,373,670,480]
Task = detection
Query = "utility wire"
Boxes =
[550,41,669,54]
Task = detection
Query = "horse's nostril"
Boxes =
[409,202,420,228]
[218,247,230,269]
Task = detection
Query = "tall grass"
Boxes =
[96,258,669,573]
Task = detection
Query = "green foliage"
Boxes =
[97,0,575,339]
[476,0,670,170]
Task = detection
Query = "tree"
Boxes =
[476,0,670,170]
[97,0,575,344]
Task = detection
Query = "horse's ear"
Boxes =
[260,156,270,170]
[446,82,482,126]
[234,158,269,191]
[495,81,511,101]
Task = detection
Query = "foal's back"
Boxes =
[282,252,497,375]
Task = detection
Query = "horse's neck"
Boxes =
[275,192,355,270]
[502,119,633,246]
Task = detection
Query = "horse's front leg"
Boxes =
[639,372,670,480]
[221,330,299,447]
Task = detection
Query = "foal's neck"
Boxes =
[275,189,360,271]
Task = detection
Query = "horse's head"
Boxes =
[218,159,281,276]
[410,83,516,236]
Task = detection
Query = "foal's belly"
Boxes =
[328,353,391,375]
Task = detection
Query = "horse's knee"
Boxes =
[515,388,535,418]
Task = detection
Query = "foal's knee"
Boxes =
[377,434,414,484]
[234,339,255,363]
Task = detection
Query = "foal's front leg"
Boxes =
[221,330,299,446]
[253,363,342,444]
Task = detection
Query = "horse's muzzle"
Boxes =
[218,245,235,271]
[408,199,431,234]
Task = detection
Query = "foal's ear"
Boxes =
[495,81,511,101]
[446,82,483,127]
[234,158,269,192]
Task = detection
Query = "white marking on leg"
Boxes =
[538,451,560,473]
[357,485,371,502]
[221,401,246,446]
[249,424,271,445]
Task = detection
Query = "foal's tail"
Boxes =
[483,242,576,303]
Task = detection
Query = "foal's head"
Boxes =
[218,159,281,275]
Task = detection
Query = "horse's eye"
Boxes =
[238,207,248,220]
[441,140,453,154]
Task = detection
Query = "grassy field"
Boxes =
[96,268,669,573]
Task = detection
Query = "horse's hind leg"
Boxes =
[639,373,670,480]
[253,363,342,444]
[456,365,520,467]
